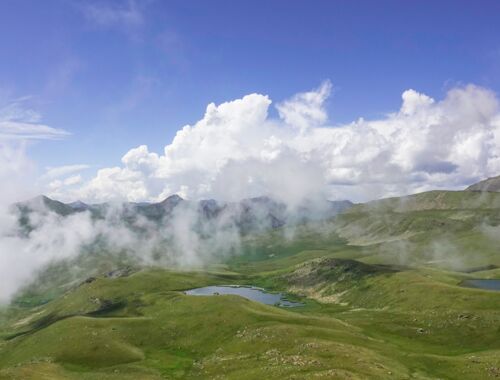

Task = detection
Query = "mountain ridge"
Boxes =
[465,174,500,192]
[13,194,354,233]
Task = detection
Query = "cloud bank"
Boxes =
[52,81,500,204]
[2,81,500,303]
[0,196,271,304]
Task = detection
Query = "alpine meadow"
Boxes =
[1,1,500,379]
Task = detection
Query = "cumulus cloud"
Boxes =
[276,80,332,132]
[56,82,500,204]
[400,89,435,116]
[3,81,500,302]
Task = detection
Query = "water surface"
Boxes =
[462,279,500,291]
[185,285,303,307]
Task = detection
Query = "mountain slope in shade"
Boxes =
[14,195,76,217]
[466,175,500,192]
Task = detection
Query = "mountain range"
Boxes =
[13,194,354,233]
[2,177,500,379]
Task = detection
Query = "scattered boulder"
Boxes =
[105,267,133,279]
[83,277,96,284]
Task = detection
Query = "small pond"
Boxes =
[462,279,500,291]
[184,285,303,307]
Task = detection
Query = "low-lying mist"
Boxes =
[3,81,500,305]
[0,194,349,304]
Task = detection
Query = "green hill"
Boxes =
[466,175,500,192]
[1,189,500,379]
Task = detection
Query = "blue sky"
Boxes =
[1,0,499,170]
[1,1,500,202]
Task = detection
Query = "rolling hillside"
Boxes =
[466,175,500,192]
[1,187,500,379]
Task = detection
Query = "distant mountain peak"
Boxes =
[69,200,88,210]
[26,194,60,206]
[32,194,52,203]
[465,175,500,192]
[160,194,184,204]
[13,194,354,235]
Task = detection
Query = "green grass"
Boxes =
[1,189,500,379]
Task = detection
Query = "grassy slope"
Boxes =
[1,190,500,379]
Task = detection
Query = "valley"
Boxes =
[1,189,500,379]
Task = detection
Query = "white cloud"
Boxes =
[0,97,70,203]
[82,0,143,30]
[276,80,332,132]
[0,96,84,303]
[63,174,83,186]
[43,164,90,180]
[0,98,69,141]
[3,82,500,302]
[0,141,37,203]
[400,89,435,115]
[55,82,500,204]
[0,121,69,140]
[48,174,83,191]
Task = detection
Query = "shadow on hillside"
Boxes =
[5,299,127,341]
